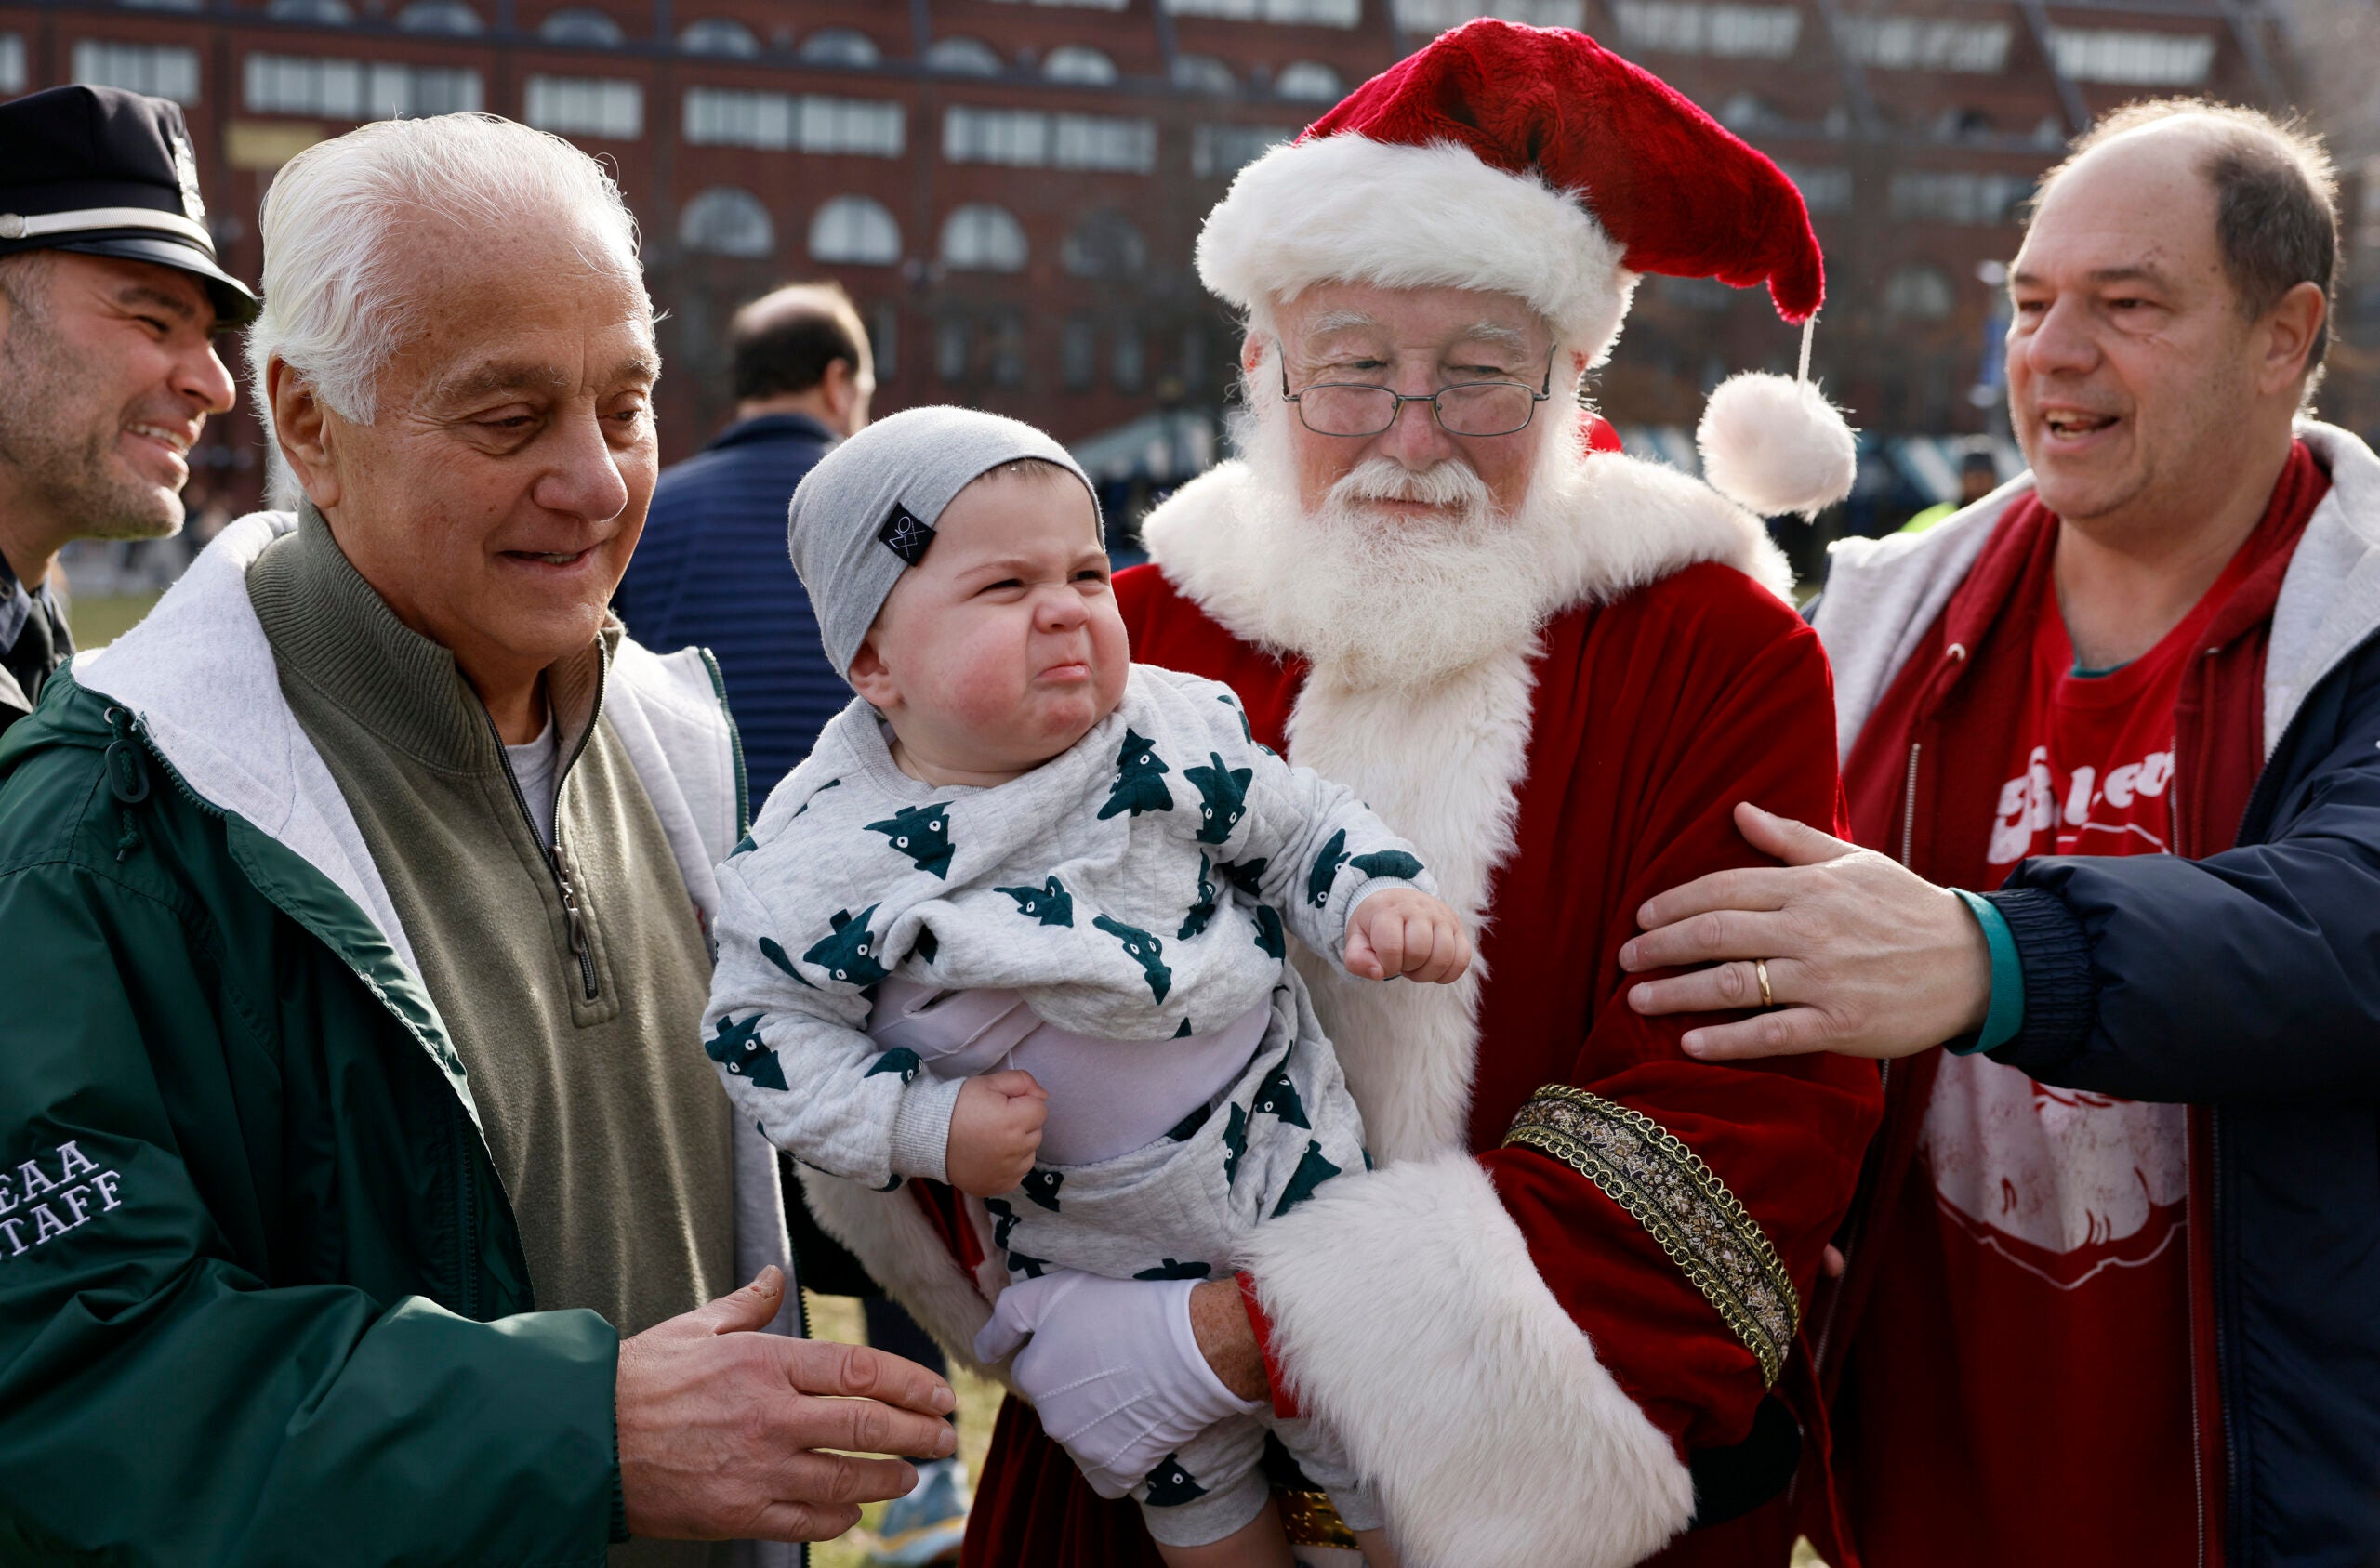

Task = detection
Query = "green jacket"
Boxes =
[0,513,793,1566]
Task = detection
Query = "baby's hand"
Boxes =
[946,1070,1049,1196]
[1344,888,1474,984]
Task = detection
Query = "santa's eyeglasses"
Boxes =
[1280,353,1555,439]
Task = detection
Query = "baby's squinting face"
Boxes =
[852,469,1129,785]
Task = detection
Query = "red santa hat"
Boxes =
[1196,18,1856,518]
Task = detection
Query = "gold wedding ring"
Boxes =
[1755,958,1775,1009]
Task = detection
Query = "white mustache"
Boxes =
[1327,456,1493,511]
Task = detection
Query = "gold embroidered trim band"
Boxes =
[1502,1085,1799,1386]
[1276,1488,1358,1548]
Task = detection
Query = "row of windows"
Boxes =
[930,310,1204,399]
[238,0,1355,99]
[678,191,1157,283]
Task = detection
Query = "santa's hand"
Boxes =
[973,1272,1261,1500]
[1344,888,1474,984]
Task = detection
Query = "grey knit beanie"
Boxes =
[787,405,1099,681]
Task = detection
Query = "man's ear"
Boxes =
[266,358,343,510]
[2261,279,2328,395]
[1240,331,1270,374]
[847,631,898,711]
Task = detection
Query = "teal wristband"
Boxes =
[1949,889,2024,1056]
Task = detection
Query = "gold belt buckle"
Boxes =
[1275,1487,1357,1548]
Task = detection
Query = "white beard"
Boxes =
[1226,384,1589,692]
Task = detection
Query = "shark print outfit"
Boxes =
[705,663,1430,1547]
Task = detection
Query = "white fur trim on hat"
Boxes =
[1197,135,1635,366]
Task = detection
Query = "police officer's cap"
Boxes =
[0,85,259,329]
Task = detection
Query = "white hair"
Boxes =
[246,112,642,424]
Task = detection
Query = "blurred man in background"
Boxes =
[0,85,253,731]
[615,280,870,806]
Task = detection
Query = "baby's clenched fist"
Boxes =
[946,1069,1049,1196]
[1344,888,1474,984]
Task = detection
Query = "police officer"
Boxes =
[0,85,255,729]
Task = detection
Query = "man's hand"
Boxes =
[973,1272,1261,1500]
[946,1070,1048,1196]
[1619,802,1992,1061]
[1344,888,1473,983]
[616,1267,958,1542]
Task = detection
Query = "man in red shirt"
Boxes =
[1623,102,2380,1566]
[787,22,1886,1567]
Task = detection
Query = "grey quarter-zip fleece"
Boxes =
[245,505,735,1365]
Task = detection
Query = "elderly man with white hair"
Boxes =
[0,114,955,1566]
[787,22,1878,1568]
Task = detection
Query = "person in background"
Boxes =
[1897,446,2002,534]
[614,282,970,1568]
[615,280,871,806]
[1623,100,2380,1567]
[0,85,252,731]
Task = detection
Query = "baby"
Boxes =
[703,407,1469,1568]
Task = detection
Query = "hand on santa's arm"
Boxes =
[945,1070,1047,1196]
[972,1272,1261,1498]
[1344,887,1473,983]
[1620,801,1991,1061]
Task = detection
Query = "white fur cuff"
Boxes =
[1237,1155,1696,1567]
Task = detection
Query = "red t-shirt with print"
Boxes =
[1841,446,2326,1568]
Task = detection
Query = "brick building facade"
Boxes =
[0,0,2317,521]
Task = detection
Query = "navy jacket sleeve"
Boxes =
[1982,633,2380,1103]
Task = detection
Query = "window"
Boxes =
[925,36,1002,75]
[1882,264,1955,323]
[799,29,881,67]
[2046,28,2215,86]
[1609,2,1799,59]
[1775,159,1851,215]
[941,204,1028,272]
[0,33,23,96]
[684,89,905,155]
[1161,0,1360,23]
[679,187,774,257]
[394,0,482,34]
[267,0,355,22]
[985,0,1127,8]
[1112,328,1144,393]
[74,42,202,104]
[1715,91,1771,132]
[1180,322,1209,393]
[1837,18,2010,74]
[524,75,641,138]
[1193,122,1290,178]
[1063,212,1148,279]
[1273,60,1341,100]
[936,316,971,382]
[809,194,901,265]
[1658,275,1736,311]
[943,107,1157,174]
[1063,316,1096,390]
[1933,107,1992,143]
[1889,170,2030,227]
[869,302,898,381]
[990,313,1026,388]
[245,54,483,117]
[1172,55,1236,95]
[1062,211,1147,278]
[1044,45,1118,85]
[1394,0,1582,33]
[538,8,624,45]
[678,17,757,56]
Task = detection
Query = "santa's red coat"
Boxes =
[798,454,1881,1568]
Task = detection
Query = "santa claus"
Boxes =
[800,20,1884,1567]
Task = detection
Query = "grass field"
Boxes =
[61,592,163,650]
[805,1292,1004,1568]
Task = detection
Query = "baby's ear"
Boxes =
[847,634,897,709]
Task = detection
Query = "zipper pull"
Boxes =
[550,846,597,1000]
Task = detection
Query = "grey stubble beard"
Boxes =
[0,305,189,549]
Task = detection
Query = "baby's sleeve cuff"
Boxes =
[887,1074,966,1182]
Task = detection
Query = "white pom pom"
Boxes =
[1695,371,1857,519]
